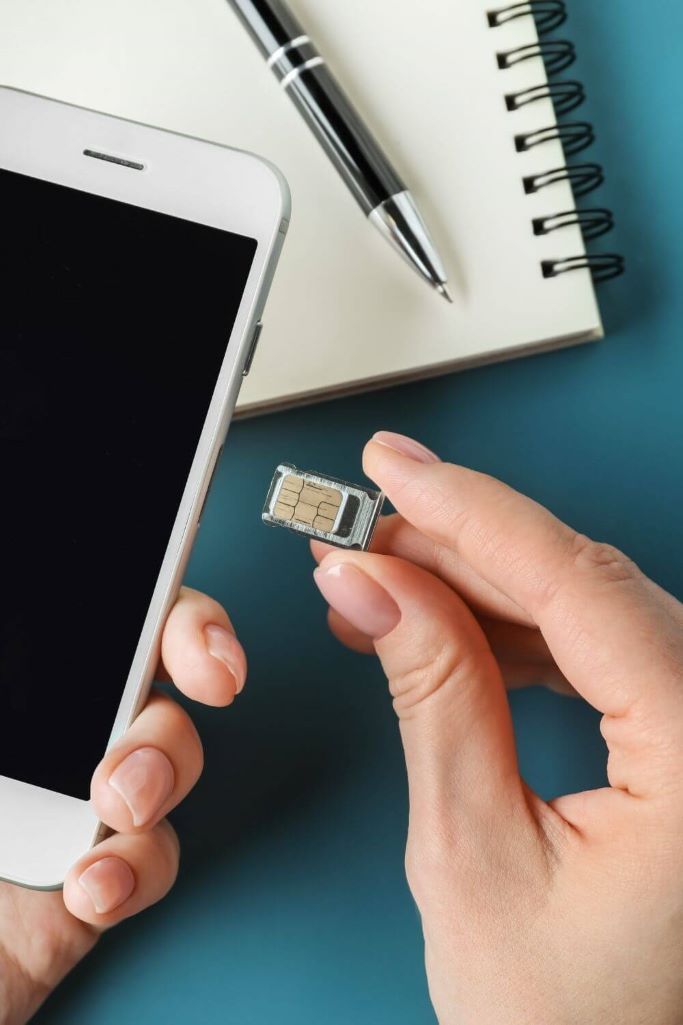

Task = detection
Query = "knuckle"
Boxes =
[534,534,637,615]
[404,843,429,906]
[405,817,494,915]
[567,534,635,584]
[153,821,181,883]
[389,637,490,716]
[404,830,457,909]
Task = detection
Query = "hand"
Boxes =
[0,587,246,1025]
[312,432,683,1025]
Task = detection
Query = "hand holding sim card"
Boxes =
[262,464,384,550]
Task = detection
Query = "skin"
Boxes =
[311,433,683,1025]
[0,586,247,1025]
[7,432,683,1024]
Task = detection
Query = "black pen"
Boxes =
[226,0,452,301]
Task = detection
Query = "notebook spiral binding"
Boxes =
[488,0,624,282]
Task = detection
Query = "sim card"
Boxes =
[262,464,384,551]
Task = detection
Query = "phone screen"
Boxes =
[0,167,257,800]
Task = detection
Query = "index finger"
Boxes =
[364,435,683,722]
[160,587,247,706]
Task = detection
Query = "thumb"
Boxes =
[313,550,527,842]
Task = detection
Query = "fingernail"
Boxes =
[78,857,135,915]
[313,562,401,640]
[108,747,174,828]
[371,431,440,464]
[204,624,247,694]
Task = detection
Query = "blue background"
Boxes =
[39,0,683,1021]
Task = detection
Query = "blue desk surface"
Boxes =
[39,1,683,1021]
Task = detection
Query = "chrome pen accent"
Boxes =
[266,33,309,67]
[226,0,451,300]
[280,57,325,90]
[370,192,451,302]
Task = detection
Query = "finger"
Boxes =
[63,820,179,928]
[312,513,532,626]
[325,594,567,689]
[161,586,247,706]
[91,690,203,833]
[313,550,534,835]
[363,434,683,720]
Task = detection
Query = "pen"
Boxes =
[226,0,452,301]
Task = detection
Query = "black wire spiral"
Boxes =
[523,163,604,197]
[488,1,567,34]
[488,0,624,281]
[533,208,614,241]
[505,80,584,116]
[497,39,576,75]
[515,122,594,156]
[541,254,625,282]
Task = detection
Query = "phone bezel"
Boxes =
[0,85,289,888]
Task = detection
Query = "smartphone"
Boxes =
[0,86,290,888]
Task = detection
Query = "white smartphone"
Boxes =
[0,86,290,888]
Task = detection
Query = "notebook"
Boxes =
[0,0,621,416]
[228,0,621,414]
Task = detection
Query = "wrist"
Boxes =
[0,924,98,1025]
[0,953,47,1025]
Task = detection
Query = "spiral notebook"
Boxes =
[228,0,622,414]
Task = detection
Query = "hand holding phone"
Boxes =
[0,585,244,1023]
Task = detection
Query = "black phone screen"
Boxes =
[0,167,257,799]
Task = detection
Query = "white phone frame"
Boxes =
[0,85,290,888]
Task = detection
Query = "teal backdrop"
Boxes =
[39,0,683,1021]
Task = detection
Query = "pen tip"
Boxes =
[436,283,453,303]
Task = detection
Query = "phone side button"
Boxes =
[198,445,224,525]
[242,321,263,377]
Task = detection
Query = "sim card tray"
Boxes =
[262,463,384,551]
